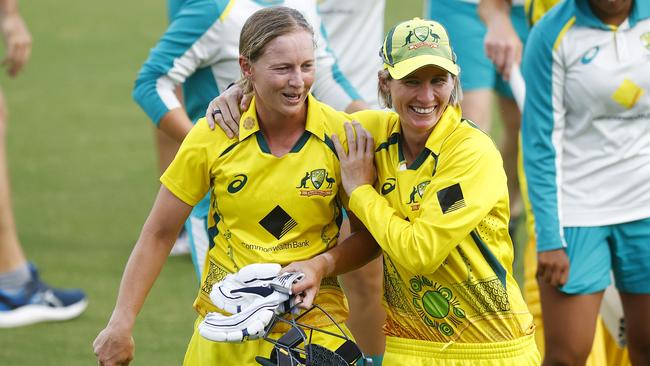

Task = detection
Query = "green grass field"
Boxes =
[0,1,425,364]
[0,1,520,364]
[0,1,197,364]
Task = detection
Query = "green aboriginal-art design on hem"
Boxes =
[422,290,449,318]
[452,276,510,316]
[439,323,454,336]
[383,256,419,319]
[410,275,467,338]
[453,307,466,318]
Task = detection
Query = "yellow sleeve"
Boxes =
[160,119,220,206]
[526,0,561,26]
[348,135,507,274]
[351,109,394,141]
[324,113,352,211]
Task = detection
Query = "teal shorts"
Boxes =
[425,0,529,97]
[561,217,650,295]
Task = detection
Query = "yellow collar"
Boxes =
[238,94,327,142]
[424,105,462,155]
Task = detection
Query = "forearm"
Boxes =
[283,222,380,308]
[522,144,563,251]
[158,108,194,144]
[107,229,175,331]
[521,30,566,252]
[478,0,512,25]
[0,0,18,16]
[106,187,190,331]
[321,229,380,278]
[344,100,369,114]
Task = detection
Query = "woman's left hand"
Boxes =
[537,248,570,287]
[332,122,376,196]
[204,82,252,138]
[281,254,332,309]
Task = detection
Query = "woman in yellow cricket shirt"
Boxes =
[93,7,376,366]
[285,18,541,366]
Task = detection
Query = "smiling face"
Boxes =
[240,30,315,121]
[382,65,454,134]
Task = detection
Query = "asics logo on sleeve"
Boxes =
[381,178,396,195]
[227,174,248,193]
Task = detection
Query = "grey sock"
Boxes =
[0,263,32,294]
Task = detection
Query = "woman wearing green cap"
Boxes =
[208,17,539,366]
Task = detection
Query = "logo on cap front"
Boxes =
[404,26,441,50]
[414,27,430,42]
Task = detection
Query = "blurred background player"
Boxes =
[0,0,87,328]
[481,0,632,365]
[317,0,384,110]
[522,0,650,365]
[133,0,367,282]
[425,0,529,237]
[163,0,191,257]
[317,1,387,363]
[478,0,524,82]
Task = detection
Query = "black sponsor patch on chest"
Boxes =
[437,183,466,214]
[259,205,298,240]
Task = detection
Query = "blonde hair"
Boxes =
[238,7,314,93]
[377,69,463,109]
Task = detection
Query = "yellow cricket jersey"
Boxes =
[525,0,560,26]
[350,106,535,344]
[161,94,351,329]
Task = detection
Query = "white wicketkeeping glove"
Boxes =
[199,289,287,342]
[210,263,282,314]
[270,271,305,296]
[199,270,306,343]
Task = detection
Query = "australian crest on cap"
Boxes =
[405,25,440,50]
